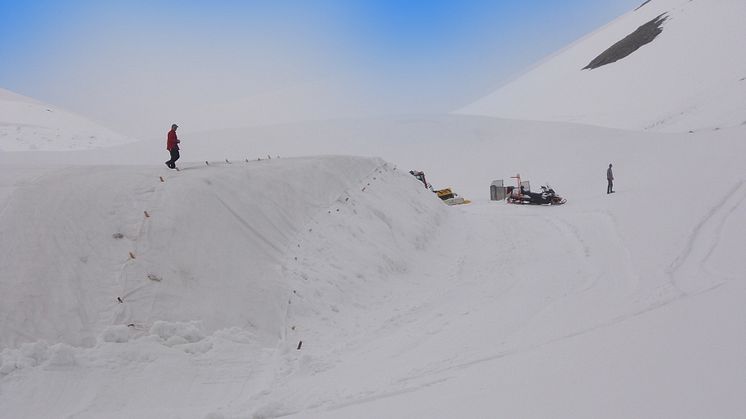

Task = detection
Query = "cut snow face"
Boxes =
[583,13,668,70]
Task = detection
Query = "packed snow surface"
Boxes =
[0,87,135,151]
[1,115,745,418]
[459,0,746,132]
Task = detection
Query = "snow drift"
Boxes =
[459,0,746,132]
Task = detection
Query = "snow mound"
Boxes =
[458,0,746,132]
[0,87,137,151]
[0,156,446,350]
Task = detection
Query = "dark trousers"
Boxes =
[607,178,613,194]
[166,149,180,168]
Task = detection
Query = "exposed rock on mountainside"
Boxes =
[583,13,668,70]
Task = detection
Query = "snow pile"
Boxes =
[0,155,453,418]
[149,320,206,346]
[0,87,137,151]
[459,0,746,132]
[99,325,133,343]
[0,156,445,351]
[96,321,208,347]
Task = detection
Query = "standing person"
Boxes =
[165,124,180,169]
[607,163,614,194]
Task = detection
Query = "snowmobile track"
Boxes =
[667,179,746,294]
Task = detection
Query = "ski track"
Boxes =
[667,179,746,294]
[290,377,452,419]
[490,210,639,343]
[549,210,642,294]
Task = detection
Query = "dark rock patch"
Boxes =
[583,13,668,70]
[635,0,652,11]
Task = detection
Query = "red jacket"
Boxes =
[167,129,179,150]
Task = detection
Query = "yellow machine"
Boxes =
[434,188,471,206]
[410,170,471,206]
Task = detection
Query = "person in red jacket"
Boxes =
[165,124,180,169]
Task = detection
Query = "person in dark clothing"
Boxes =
[165,124,180,169]
[607,163,614,194]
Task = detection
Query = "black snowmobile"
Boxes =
[507,185,566,205]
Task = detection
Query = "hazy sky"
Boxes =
[0,0,638,138]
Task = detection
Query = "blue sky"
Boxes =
[0,0,637,137]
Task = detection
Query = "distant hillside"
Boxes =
[458,0,746,132]
[0,87,136,151]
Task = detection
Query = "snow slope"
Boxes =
[458,0,746,132]
[0,87,136,151]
